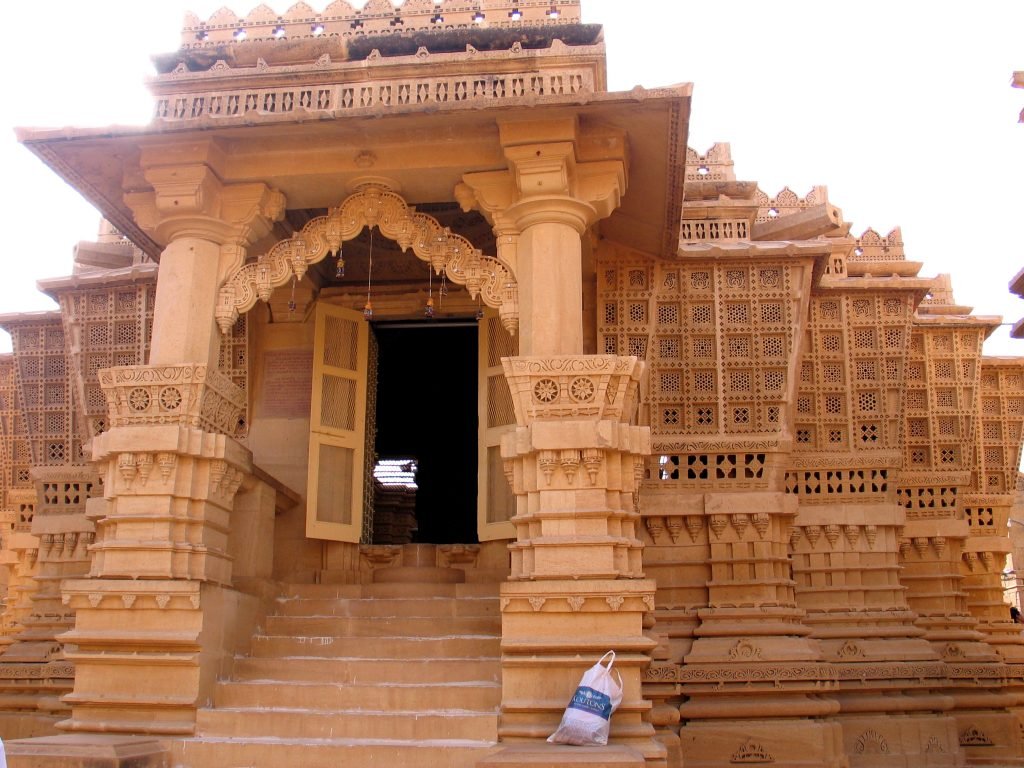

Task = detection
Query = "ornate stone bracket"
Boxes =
[216,184,519,335]
[98,364,245,437]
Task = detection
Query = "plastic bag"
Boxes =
[547,650,623,746]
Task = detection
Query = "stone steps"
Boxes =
[176,555,502,767]
[272,595,500,617]
[263,613,501,636]
[171,737,500,768]
[231,655,500,684]
[196,706,499,740]
[214,680,502,711]
[251,633,502,658]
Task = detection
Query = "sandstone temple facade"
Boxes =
[0,2,1022,766]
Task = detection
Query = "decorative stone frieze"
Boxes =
[99,365,245,438]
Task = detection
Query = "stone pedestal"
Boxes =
[900,503,1024,766]
[665,490,846,768]
[790,498,960,766]
[52,364,274,735]
[498,355,664,766]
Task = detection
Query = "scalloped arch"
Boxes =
[215,184,519,335]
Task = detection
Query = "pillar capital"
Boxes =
[459,141,625,233]
[125,163,285,250]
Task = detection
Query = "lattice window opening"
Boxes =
[938,447,957,465]
[692,337,715,358]
[796,396,813,415]
[937,417,958,437]
[800,362,814,385]
[628,302,648,324]
[627,337,647,359]
[726,336,751,359]
[853,328,876,350]
[982,373,999,391]
[986,474,1005,492]
[857,391,878,413]
[603,302,618,325]
[45,384,66,407]
[659,372,682,393]
[859,423,880,444]
[821,333,842,354]
[724,303,750,325]
[855,361,878,382]
[882,328,903,350]
[760,302,784,325]
[909,419,929,438]
[965,507,995,528]
[762,336,786,358]
[656,303,680,325]
[660,407,682,428]
[766,405,781,424]
[628,269,648,289]
[984,446,1003,467]
[730,405,752,427]
[87,324,110,345]
[603,336,618,355]
[910,448,929,465]
[690,369,716,394]
[22,358,40,379]
[935,390,957,409]
[658,337,681,359]
[729,370,752,392]
[934,360,955,381]
[763,370,785,392]
[817,363,842,385]
[824,394,843,415]
[693,405,716,430]
[906,389,927,410]
[885,359,901,381]
[827,428,845,445]
[692,304,713,325]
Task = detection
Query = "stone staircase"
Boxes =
[170,569,502,767]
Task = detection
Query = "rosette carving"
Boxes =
[99,365,245,437]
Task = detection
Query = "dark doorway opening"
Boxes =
[373,322,479,544]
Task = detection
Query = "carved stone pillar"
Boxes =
[54,157,287,735]
[460,118,626,357]
[497,355,663,766]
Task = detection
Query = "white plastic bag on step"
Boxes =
[547,650,623,746]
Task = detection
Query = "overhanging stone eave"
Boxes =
[0,309,62,330]
[913,311,1003,339]
[18,83,691,262]
[37,263,160,301]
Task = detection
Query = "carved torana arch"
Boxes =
[215,184,519,334]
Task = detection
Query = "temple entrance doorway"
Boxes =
[373,321,479,544]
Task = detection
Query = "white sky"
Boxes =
[1,1,1022,356]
